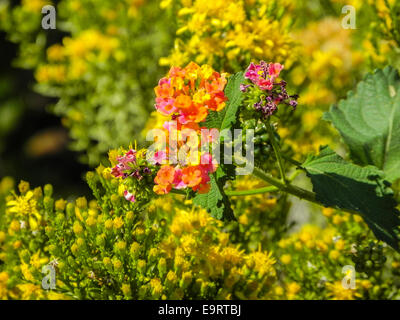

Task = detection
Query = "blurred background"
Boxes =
[0,28,91,198]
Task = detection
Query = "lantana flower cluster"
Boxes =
[242,61,298,118]
[154,62,227,123]
[110,62,227,200]
[152,62,227,195]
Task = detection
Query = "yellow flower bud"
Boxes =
[121,283,131,296]
[113,216,124,229]
[113,259,122,270]
[158,257,167,274]
[274,286,284,296]
[55,199,67,211]
[322,207,334,217]
[18,180,30,194]
[0,231,6,243]
[149,248,158,259]
[89,200,98,209]
[104,219,113,230]
[103,257,111,267]
[76,238,85,248]
[335,239,346,251]
[0,176,14,193]
[88,208,98,218]
[102,168,112,180]
[71,243,78,255]
[329,250,340,260]
[73,221,84,235]
[332,215,343,225]
[361,280,372,290]
[150,278,163,296]
[126,211,134,221]
[86,216,97,227]
[10,220,20,232]
[180,271,192,289]
[130,242,140,257]
[115,240,127,251]
[0,271,9,283]
[281,254,292,265]
[287,282,301,296]
[166,271,177,284]
[238,214,249,225]
[118,184,125,197]
[76,197,87,209]
[33,187,43,199]
[44,184,53,197]
[137,259,146,273]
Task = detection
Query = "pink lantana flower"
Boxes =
[124,190,136,203]
[200,153,218,173]
[150,150,168,165]
[244,61,284,91]
[268,63,284,77]
[172,168,187,189]
[155,98,177,115]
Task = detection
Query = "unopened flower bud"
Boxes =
[137,259,146,273]
[73,221,84,235]
[55,199,67,211]
[76,197,87,209]
[43,184,53,197]
[18,180,30,194]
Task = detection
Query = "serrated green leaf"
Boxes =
[302,146,400,251]
[193,169,235,221]
[205,72,245,131]
[324,66,400,182]
[194,72,245,221]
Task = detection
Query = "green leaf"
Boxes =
[204,72,245,131]
[302,146,400,251]
[193,168,235,221]
[193,72,245,221]
[324,66,400,182]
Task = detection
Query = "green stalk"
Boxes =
[169,169,357,217]
[266,120,287,184]
[252,167,320,206]
[225,186,278,196]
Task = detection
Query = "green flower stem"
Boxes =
[171,168,359,217]
[266,120,287,184]
[225,186,279,196]
[252,167,321,206]
[170,168,319,206]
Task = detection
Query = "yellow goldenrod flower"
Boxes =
[326,281,361,300]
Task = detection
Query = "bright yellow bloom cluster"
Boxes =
[326,281,361,300]
[0,175,279,300]
[161,208,277,299]
[6,186,41,231]
[36,30,120,84]
[292,18,364,107]
[160,0,297,71]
